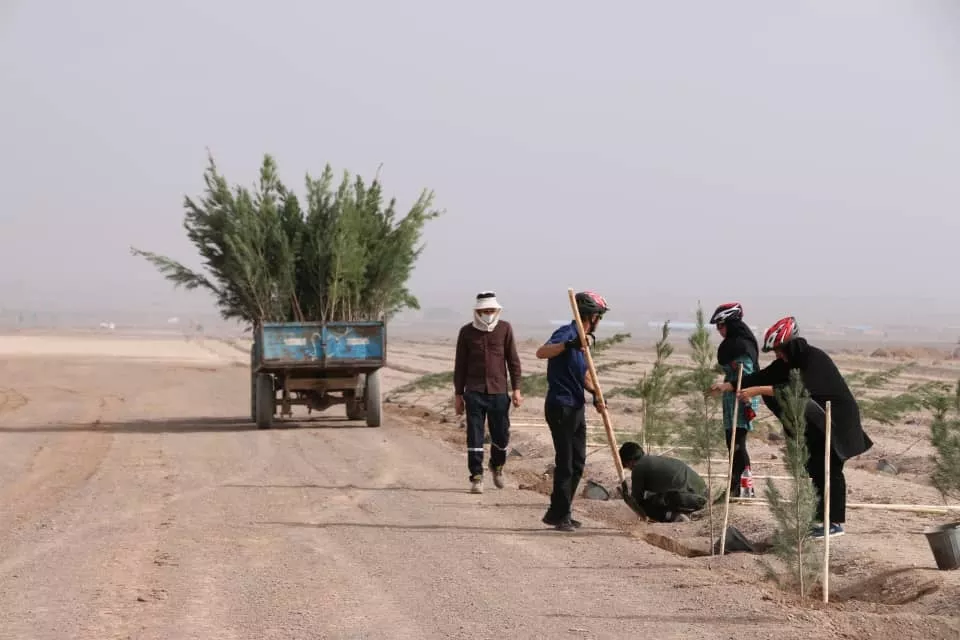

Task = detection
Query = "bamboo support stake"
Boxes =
[729,498,960,515]
[707,474,793,480]
[566,289,624,484]
[719,363,744,556]
[823,400,832,604]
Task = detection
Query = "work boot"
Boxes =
[542,513,582,530]
[554,518,577,532]
[470,475,484,494]
[810,523,844,540]
[491,466,505,489]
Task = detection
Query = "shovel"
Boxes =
[566,288,647,520]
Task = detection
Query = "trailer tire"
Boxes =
[364,370,382,427]
[345,391,365,421]
[256,373,275,429]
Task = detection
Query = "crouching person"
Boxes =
[618,442,707,523]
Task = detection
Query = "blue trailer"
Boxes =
[249,320,386,429]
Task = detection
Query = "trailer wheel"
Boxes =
[256,373,275,429]
[345,390,365,421]
[364,369,382,427]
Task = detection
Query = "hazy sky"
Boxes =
[2,1,959,327]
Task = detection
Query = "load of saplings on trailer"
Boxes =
[131,153,441,427]
[131,152,440,326]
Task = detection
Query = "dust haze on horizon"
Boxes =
[2,1,959,333]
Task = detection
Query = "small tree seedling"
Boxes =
[763,370,821,599]
[611,322,685,451]
[680,303,724,551]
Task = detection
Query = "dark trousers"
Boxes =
[641,491,707,523]
[544,402,587,520]
[464,391,511,479]
[805,422,847,524]
[724,428,751,495]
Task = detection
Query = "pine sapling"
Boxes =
[612,322,683,450]
[928,378,960,502]
[681,304,724,550]
[764,370,821,599]
[846,362,949,426]
[132,152,442,326]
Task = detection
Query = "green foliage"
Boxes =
[132,153,441,326]
[610,322,685,448]
[390,371,454,396]
[928,379,960,500]
[764,370,821,599]
[519,373,549,397]
[591,332,632,354]
[678,304,723,548]
[681,305,724,465]
[388,332,636,400]
[845,362,950,425]
[521,332,635,397]
[845,363,912,389]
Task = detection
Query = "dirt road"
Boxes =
[0,338,954,639]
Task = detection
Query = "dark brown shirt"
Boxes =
[454,321,522,395]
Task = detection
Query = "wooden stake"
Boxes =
[729,497,960,515]
[566,289,624,484]
[718,363,744,556]
[823,400,832,604]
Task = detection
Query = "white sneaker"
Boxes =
[470,476,484,494]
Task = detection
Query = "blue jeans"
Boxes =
[464,391,511,479]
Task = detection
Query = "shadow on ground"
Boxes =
[261,520,628,538]
[543,612,783,625]
[223,483,479,494]
[0,415,373,434]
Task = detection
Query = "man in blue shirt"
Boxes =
[535,291,610,531]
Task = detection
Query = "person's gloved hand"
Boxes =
[564,332,595,351]
[590,392,605,412]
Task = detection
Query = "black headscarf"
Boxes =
[716,318,760,368]
[780,337,811,369]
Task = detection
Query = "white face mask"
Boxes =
[479,312,497,324]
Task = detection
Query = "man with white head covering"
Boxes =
[454,291,523,493]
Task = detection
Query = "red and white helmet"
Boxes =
[575,290,609,317]
[710,302,743,325]
[763,316,799,352]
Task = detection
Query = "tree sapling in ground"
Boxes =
[611,322,684,451]
[928,378,960,502]
[680,304,724,550]
[764,370,822,599]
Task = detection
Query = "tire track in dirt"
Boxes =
[0,431,277,579]
[118,429,296,639]
[0,393,121,537]
[0,387,29,415]
[0,419,282,638]
[124,431,283,633]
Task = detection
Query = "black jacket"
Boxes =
[741,338,873,461]
[630,455,707,500]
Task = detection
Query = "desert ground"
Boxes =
[1,329,959,639]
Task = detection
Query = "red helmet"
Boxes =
[763,316,799,352]
[710,302,743,325]
[575,290,609,317]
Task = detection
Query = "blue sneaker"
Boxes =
[810,523,844,539]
